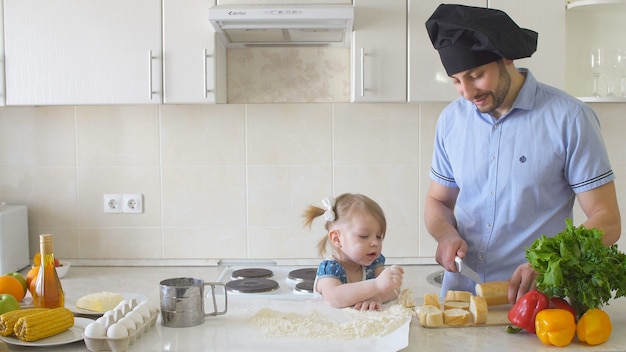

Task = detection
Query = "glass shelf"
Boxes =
[567,0,626,10]
[577,96,626,102]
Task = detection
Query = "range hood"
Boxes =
[209,5,354,48]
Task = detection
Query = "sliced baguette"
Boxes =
[423,293,440,308]
[470,295,488,324]
[418,305,444,327]
[443,308,470,326]
[443,301,470,311]
[444,290,472,302]
[475,281,509,306]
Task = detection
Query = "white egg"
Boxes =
[84,322,106,338]
[139,300,158,314]
[106,323,129,339]
[133,304,151,320]
[126,311,144,325]
[117,316,136,331]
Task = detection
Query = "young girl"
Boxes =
[303,193,404,311]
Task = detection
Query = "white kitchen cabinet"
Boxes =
[351,0,406,102]
[565,0,626,101]
[163,0,226,104]
[489,0,565,91]
[408,0,485,102]
[3,0,162,106]
[0,2,5,107]
[217,0,351,4]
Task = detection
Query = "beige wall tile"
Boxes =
[334,165,420,228]
[247,227,320,259]
[76,106,160,166]
[247,165,332,228]
[162,166,246,227]
[163,228,247,259]
[247,104,333,165]
[334,103,420,164]
[418,102,446,167]
[161,105,246,165]
[27,228,80,260]
[0,106,75,166]
[79,228,162,259]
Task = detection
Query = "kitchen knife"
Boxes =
[454,256,483,284]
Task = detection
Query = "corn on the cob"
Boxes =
[0,308,50,337]
[14,307,74,342]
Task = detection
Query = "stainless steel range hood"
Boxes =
[209,5,354,48]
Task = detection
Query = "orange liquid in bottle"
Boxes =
[32,234,65,308]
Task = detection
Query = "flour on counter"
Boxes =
[249,304,412,340]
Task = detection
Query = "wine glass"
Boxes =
[590,48,603,97]
[615,50,626,98]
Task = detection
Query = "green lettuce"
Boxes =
[526,219,626,317]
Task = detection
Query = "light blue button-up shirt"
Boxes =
[430,69,615,294]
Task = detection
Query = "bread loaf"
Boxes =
[470,295,488,324]
[443,301,470,311]
[444,290,472,302]
[398,288,416,308]
[418,305,443,327]
[475,281,509,306]
[443,308,470,326]
[423,293,440,308]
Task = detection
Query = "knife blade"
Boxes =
[454,256,483,284]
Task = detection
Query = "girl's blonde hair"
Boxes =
[302,193,386,257]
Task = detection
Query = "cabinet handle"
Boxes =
[148,50,156,100]
[360,47,365,97]
[203,49,214,98]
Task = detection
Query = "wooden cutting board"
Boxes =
[417,304,513,328]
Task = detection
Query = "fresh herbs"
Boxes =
[526,219,626,317]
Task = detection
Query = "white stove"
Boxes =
[216,265,318,301]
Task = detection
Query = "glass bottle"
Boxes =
[32,234,65,308]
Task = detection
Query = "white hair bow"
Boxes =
[322,197,336,221]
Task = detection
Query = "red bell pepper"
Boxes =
[507,289,549,333]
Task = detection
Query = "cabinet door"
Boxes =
[0,3,5,106]
[352,0,406,102]
[489,0,565,90]
[163,0,226,104]
[4,0,162,106]
[408,0,485,102]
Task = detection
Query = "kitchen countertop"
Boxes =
[4,265,626,351]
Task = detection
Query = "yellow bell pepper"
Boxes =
[535,309,576,347]
[577,308,612,345]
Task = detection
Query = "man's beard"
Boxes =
[476,61,511,115]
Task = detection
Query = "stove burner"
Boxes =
[287,268,317,282]
[231,268,274,280]
[226,278,280,293]
[294,281,314,294]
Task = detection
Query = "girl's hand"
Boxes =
[353,297,383,311]
[376,265,404,294]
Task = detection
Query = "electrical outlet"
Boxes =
[104,194,123,213]
[123,193,143,214]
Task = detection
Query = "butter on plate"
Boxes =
[76,291,124,312]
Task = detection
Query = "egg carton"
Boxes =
[83,302,160,352]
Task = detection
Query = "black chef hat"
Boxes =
[425,4,538,76]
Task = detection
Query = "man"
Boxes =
[423,4,621,304]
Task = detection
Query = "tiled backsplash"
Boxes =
[0,100,624,263]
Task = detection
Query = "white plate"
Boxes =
[66,292,147,317]
[0,316,91,347]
